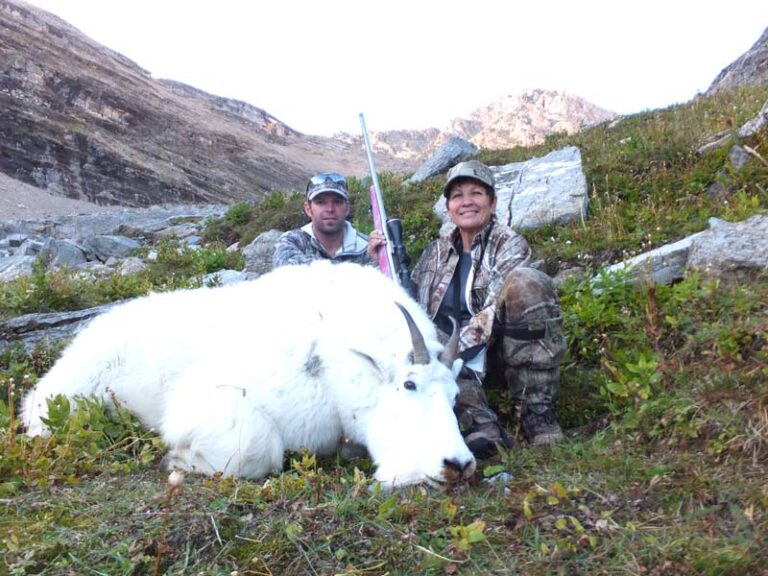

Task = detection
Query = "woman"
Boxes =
[370,161,565,457]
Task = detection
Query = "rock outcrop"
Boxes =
[432,147,589,233]
[403,137,479,185]
[598,216,768,286]
[706,26,768,95]
[739,97,768,138]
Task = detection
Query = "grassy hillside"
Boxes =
[1,84,767,575]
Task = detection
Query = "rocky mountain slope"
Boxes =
[0,0,685,211]
[0,170,120,220]
[707,25,768,94]
[0,0,412,208]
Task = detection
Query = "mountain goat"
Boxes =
[22,260,476,488]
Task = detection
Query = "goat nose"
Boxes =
[443,457,477,481]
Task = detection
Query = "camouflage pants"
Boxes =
[455,267,566,429]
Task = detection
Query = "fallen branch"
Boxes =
[744,145,768,167]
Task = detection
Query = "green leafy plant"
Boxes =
[601,351,662,410]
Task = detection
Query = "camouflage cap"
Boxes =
[443,160,495,197]
[306,172,349,202]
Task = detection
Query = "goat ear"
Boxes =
[350,349,386,381]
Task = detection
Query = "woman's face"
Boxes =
[446,179,496,237]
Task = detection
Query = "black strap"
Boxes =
[459,343,485,361]
[503,325,546,341]
[452,260,461,330]
[451,219,495,329]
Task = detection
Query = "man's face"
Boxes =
[304,192,350,235]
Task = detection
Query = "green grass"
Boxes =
[1,85,768,575]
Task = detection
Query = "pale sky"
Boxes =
[23,0,768,136]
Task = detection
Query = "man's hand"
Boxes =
[367,229,386,262]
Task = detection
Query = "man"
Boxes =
[272,172,372,267]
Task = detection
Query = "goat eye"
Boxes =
[404,380,417,391]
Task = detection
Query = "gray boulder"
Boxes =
[153,222,206,243]
[0,303,118,353]
[502,146,588,230]
[39,238,88,268]
[403,137,479,185]
[729,146,749,170]
[242,229,283,277]
[82,235,142,262]
[117,257,148,276]
[687,215,768,278]
[0,252,37,282]
[739,98,768,138]
[0,238,45,281]
[597,215,767,287]
[434,146,588,232]
[600,234,703,286]
[0,233,27,248]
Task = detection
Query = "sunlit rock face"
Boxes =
[0,0,412,208]
[707,26,768,95]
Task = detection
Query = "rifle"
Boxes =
[359,113,416,296]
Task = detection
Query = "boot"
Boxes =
[455,372,512,459]
[507,367,564,446]
[464,421,513,459]
[521,404,564,446]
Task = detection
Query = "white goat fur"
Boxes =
[22,260,475,488]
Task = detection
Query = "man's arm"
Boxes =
[272,230,321,268]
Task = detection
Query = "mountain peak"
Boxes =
[452,89,617,149]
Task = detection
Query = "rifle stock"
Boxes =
[359,113,397,279]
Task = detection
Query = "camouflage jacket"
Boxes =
[272,222,373,268]
[411,217,531,356]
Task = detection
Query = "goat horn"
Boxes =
[395,302,430,365]
[438,316,459,368]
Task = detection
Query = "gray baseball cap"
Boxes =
[443,160,495,197]
[306,172,349,201]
